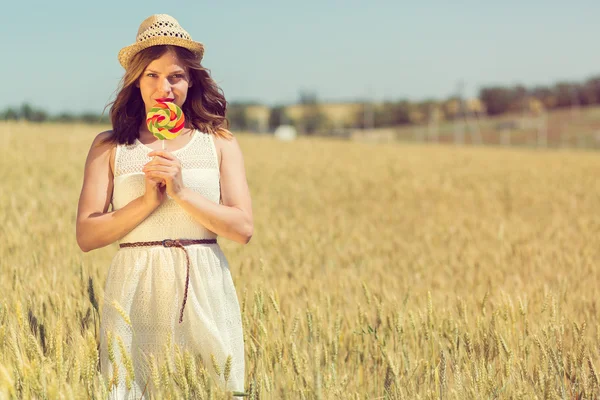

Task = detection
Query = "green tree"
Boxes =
[29,109,48,122]
[226,103,249,131]
[20,103,34,120]
[479,87,515,115]
[578,78,600,105]
[530,86,557,109]
[297,90,328,135]
[53,112,76,123]
[553,82,579,108]
[268,105,288,131]
[81,112,101,124]
[2,108,19,120]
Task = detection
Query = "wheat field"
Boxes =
[1,121,600,399]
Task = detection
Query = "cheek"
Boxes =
[177,82,190,94]
[175,83,191,100]
[179,77,191,88]
[138,83,151,99]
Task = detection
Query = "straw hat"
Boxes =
[118,14,205,70]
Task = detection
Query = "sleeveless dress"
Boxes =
[99,130,245,399]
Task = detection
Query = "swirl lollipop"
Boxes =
[146,102,185,150]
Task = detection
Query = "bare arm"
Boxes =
[170,134,253,244]
[75,131,159,252]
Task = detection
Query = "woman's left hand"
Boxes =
[143,151,185,198]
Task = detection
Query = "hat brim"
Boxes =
[118,37,205,69]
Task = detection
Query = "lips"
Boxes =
[155,98,174,103]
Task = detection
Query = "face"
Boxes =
[136,49,192,116]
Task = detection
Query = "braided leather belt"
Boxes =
[119,238,217,323]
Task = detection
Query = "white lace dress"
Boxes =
[99,130,245,398]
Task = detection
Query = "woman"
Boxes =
[75,14,252,398]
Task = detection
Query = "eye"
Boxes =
[172,74,184,79]
[146,73,157,77]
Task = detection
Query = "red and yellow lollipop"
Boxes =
[146,102,185,149]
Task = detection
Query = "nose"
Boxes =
[156,77,172,96]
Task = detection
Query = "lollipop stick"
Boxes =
[160,140,166,188]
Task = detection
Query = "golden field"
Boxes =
[1,121,600,399]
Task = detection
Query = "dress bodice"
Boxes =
[111,130,220,243]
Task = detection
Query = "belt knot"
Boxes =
[162,239,181,247]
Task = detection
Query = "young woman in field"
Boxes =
[75,14,252,398]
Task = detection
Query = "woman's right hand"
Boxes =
[142,171,167,209]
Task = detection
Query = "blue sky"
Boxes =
[2,0,599,114]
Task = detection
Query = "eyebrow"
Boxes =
[146,69,186,74]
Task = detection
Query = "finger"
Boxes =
[146,171,170,180]
[146,174,165,183]
[143,165,174,173]
[144,171,168,183]
[147,150,177,161]
[144,159,174,167]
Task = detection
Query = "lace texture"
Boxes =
[112,130,221,243]
[100,130,245,398]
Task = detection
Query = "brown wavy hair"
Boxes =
[100,45,232,146]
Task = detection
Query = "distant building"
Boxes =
[285,102,363,128]
[244,105,271,132]
[238,102,364,133]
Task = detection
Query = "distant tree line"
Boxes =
[228,76,600,134]
[0,103,110,124]
[479,77,600,115]
[3,75,600,134]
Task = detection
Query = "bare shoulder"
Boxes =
[77,130,117,225]
[90,130,116,175]
[90,130,115,150]
[213,131,252,218]
[212,132,244,168]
